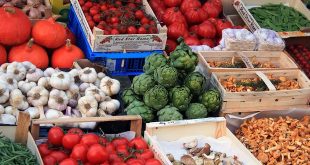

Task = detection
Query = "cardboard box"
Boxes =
[70,0,167,52]
[233,0,310,38]
[144,118,261,165]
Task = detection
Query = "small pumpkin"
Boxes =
[51,39,84,69]
[8,39,49,69]
[0,7,31,46]
[0,44,7,65]
[32,17,67,49]
[66,28,76,45]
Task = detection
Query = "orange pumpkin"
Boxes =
[0,44,7,64]
[9,39,49,69]
[52,39,84,69]
[32,17,67,49]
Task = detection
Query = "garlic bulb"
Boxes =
[79,67,97,83]
[44,68,57,77]
[78,95,98,117]
[6,62,27,81]
[100,76,121,96]
[85,86,105,102]
[9,89,29,110]
[4,106,19,116]
[0,105,4,114]
[38,77,52,90]
[56,116,79,127]
[79,122,97,129]
[26,68,44,82]
[50,72,72,90]
[27,86,49,106]
[69,69,80,84]
[0,83,9,103]
[0,74,18,91]
[0,63,9,73]
[99,96,120,115]
[0,114,16,124]
[25,107,40,119]
[22,61,36,71]
[48,89,68,111]
[18,81,36,94]
[97,72,106,79]
[45,109,64,119]
[79,83,91,93]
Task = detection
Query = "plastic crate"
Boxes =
[68,6,163,76]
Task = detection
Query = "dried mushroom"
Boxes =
[220,76,268,92]
[181,155,196,165]
[267,74,300,90]
[207,56,246,68]
[184,139,198,149]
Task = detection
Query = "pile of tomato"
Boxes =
[287,45,310,78]
[78,0,159,35]
[39,127,162,165]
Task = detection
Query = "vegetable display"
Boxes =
[236,116,309,164]
[0,133,37,165]
[123,41,222,122]
[79,0,158,34]
[249,4,310,32]
[40,127,162,164]
[287,45,310,78]
[0,61,121,126]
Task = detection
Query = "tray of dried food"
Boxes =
[210,69,310,114]
[198,51,299,76]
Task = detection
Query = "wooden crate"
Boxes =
[144,118,261,165]
[31,116,142,140]
[198,51,299,76]
[0,112,43,164]
[70,0,167,52]
[210,70,310,114]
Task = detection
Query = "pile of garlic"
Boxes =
[0,61,121,127]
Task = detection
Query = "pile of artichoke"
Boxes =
[122,41,222,123]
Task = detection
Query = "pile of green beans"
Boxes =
[0,134,38,165]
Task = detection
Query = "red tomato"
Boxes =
[59,158,78,165]
[126,158,145,165]
[43,155,57,165]
[87,144,109,164]
[215,20,233,36]
[49,151,68,163]
[189,25,199,35]
[184,7,208,24]
[93,14,101,23]
[88,20,95,29]
[127,26,137,34]
[167,22,188,40]
[163,0,181,7]
[145,158,162,165]
[129,137,148,150]
[111,17,119,24]
[99,137,108,145]
[109,153,123,163]
[112,162,126,165]
[80,133,99,146]
[89,7,99,16]
[38,143,52,157]
[68,128,84,137]
[100,4,108,11]
[135,149,154,160]
[127,3,136,8]
[162,7,187,26]
[148,26,158,34]
[78,0,85,5]
[48,127,64,146]
[84,2,93,8]
[140,17,150,25]
[200,38,215,48]
[149,20,156,26]
[184,36,201,46]
[203,2,221,18]
[111,137,129,147]
[180,0,201,13]
[197,21,217,38]
[111,29,120,35]
[62,133,81,150]
[165,39,177,53]
[115,0,122,6]
[116,144,129,156]
[138,27,147,34]
[105,143,116,154]
[135,10,144,20]
[70,144,88,162]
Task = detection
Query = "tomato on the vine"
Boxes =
[93,14,101,23]
[129,137,148,150]
[126,158,145,165]
[145,158,162,165]
[116,144,129,156]
[87,144,109,164]
[84,2,93,8]
[111,17,119,24]
[59,158,78,165]
[140,17,150,25]
[109,153,124,163]
[127,26,137,34]
[48,126,64,146]
[62,133,81,150]
[49,151,68,163]
[111,29,120,35]
[68,128,84,137]
[135,149,154,160]
[135,10,144,20]
[80,133,99,146]
[100,4,108,11]
[138,27,147,34]
[43,155,57,165]
[38,143,52,157]
[105,143,116,154]
[184,36,201,46]
[89,7,99,16]
[70,143,88,163]
[111,137,129,146]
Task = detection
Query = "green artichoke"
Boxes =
[185,72,206,95]
[157,106,183,121]
[125,101,154,123]
[154,65,178,88]
[121,88,141,106]
[131,74,156,95]
[143,53,168,75]
[185,103,208,119]
[170,41,198,72]
[144,85,168,110]
[169,86,192,112]
[200,89,222,113]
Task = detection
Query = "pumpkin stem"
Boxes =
[66,39,71,47]
[4,7,15,14]
[27,38,34,48]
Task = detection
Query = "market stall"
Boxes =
[0,0,309,164]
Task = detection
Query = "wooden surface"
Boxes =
[15,112,30,145]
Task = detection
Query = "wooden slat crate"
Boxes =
[210,70,310,115]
